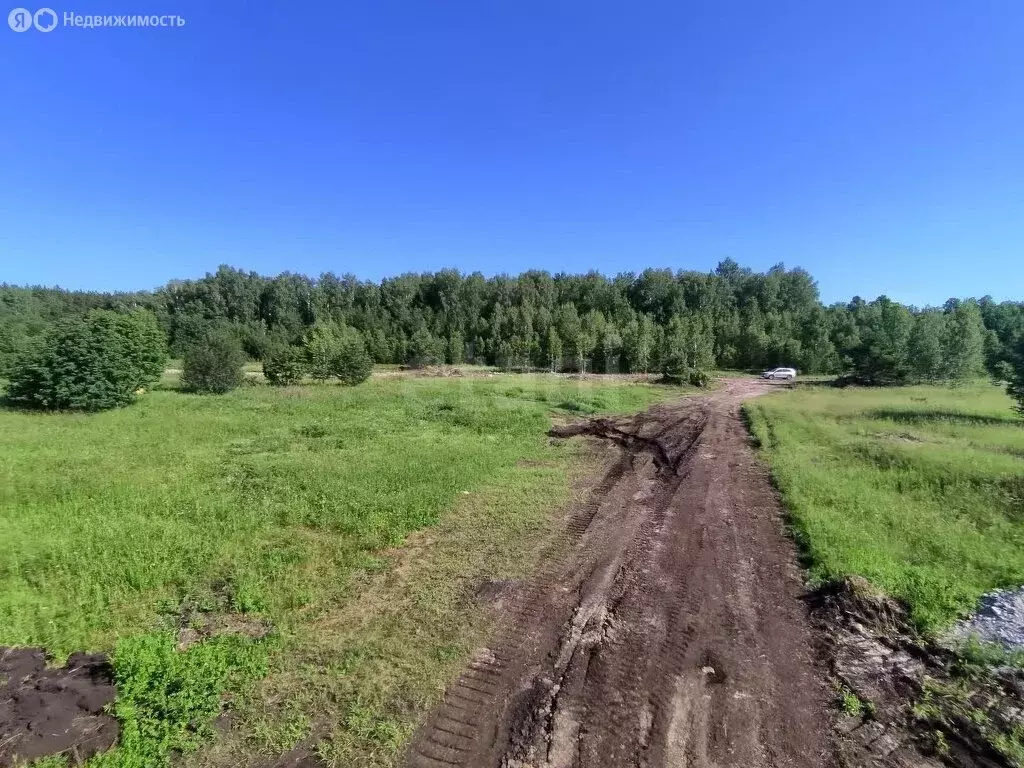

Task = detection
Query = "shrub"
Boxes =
[303,324,341,381]
[1008,340,1024,416]
[992,360,1015,384]
[688,369,711,388]
[661,363,710,388]
[262,344,305,385]
[181,329,245,394]
[300,324,372,386]
[406,328,445,368]
[660,351,692,384]
[332,328,372,386]
[5,309,167,411]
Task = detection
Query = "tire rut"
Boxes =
[407,380,834,768]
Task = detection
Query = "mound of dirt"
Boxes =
[811,577,1024,767]
[0,647,118,767]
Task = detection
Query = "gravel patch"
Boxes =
[950,586,1024,651]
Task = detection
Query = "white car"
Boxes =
[761,367,796,380]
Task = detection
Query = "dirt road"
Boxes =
[407,379,833,768]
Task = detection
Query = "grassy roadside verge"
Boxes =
[185,438,613,768]
[744,381,1024,634]
[1,373,676,767]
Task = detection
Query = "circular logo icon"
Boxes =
[8,7,33,31]
[33,7,57,31]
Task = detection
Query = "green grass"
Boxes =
[183,432,617,768]
[92,633,273,767]
[1,372,673,766]
[745,380,1024,633]
[836,684,874,718]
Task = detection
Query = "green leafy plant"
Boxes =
[406,328,445,368]
[303,323,341,381]
[332,328,372,386]
[181,328,245,394]
[837,684,873,718]
[89,633,271,767]
[5,309,166,411]
[262,344,306,385]
[300,324,372,385]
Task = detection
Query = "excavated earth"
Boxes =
[0,647,118,767]
[813,577,1024,768]
[407,378,836,768]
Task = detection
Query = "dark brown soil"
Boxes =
[0,647,118,767]
[406,379,835,768]
[812,577,1024,768]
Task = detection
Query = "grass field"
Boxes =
[0,372,672,766]
[745,380,1024,633]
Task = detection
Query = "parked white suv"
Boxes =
[761,367,796,380]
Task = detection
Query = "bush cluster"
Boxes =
[406,327,446,368]
[5,309,166,411]
[660,363,711,388]
[181,328,246,394]
[262,343,305,385]
[333,329,374,385]
[262,323,372,387]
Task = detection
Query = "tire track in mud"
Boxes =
[407,380,833,768]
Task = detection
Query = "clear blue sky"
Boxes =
[2,0,1022,305]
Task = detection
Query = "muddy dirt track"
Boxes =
[407,378,834,768]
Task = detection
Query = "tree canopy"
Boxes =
[2,262,1021,384]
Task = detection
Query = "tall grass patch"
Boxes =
[1,373,671,764]
[0,375,666,655]
[745,381,1024,633]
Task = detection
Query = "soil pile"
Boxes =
[0,647,118,767]
[812,577,1024,767]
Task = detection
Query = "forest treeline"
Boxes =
[2,259,1023,384]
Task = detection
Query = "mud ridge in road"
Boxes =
[814,577,1024,768]
[407,380,834,768]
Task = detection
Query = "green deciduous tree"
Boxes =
[333,327,373,386]
[406,327,445,368]
[299,323,372,384]
[303,323,342,381]
[850,298,914,385]
[943,301,986,380]
[622,314,654,373]
[556,304,585,372]
[661,314,714,384]
[545,325,563,372]
[908,311,946,381]
[596,325,623,373]
[447,330,465,365]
